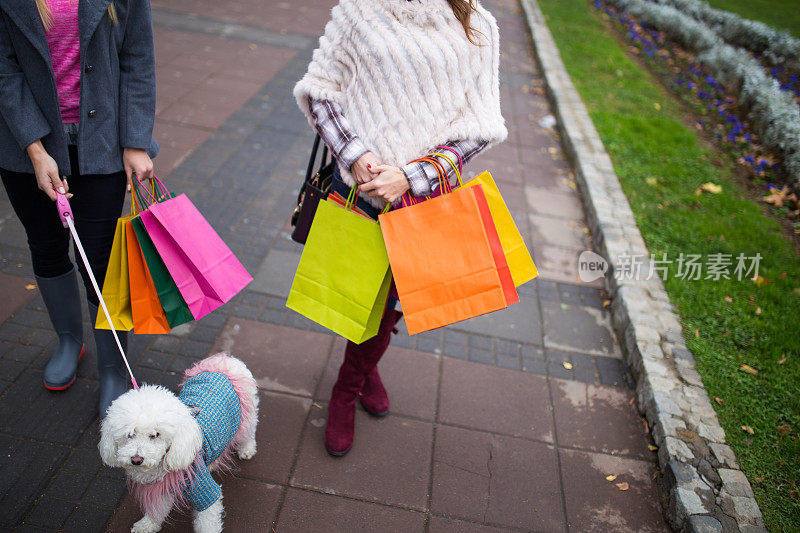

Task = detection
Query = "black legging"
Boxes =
[1,145,127,305]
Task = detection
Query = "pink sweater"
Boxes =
[44,0,81,124]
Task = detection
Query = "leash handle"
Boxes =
[55,192,139,390]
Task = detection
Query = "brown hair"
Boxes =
[447,0,482,45]
[35,0,118,31]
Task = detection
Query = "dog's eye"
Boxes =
[127,432,134,439]
[149,433,159,440]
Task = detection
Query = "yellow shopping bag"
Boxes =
[95,216,135,330]
[95,191,150,331]
[462,171,538,286]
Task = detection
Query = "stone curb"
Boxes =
[519,1,766,531]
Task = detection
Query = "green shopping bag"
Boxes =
[287,192,392,344]
[131,216,195,329]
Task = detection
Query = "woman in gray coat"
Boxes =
[0,0,158,417]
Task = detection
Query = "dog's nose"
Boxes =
[131,455,144,466]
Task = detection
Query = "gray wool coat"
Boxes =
[0,0,158,176]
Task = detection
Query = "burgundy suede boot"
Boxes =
[325,309,403,456]
[359,310,403,416]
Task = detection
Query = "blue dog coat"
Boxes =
[178,371,241,511]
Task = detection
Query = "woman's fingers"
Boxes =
[49,173,66,200]
[359,179,378,192]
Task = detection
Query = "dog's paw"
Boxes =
[131,516,162,533]
[237,440,257,460]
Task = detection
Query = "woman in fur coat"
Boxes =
[294,0,507,456]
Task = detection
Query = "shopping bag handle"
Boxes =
[433,145,463,173]
[429,152,463,187]
[400,156,447,207]
[133,174,172,207]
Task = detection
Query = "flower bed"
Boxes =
[606,0,800,194]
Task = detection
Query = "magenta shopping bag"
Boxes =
[139,193,253,320]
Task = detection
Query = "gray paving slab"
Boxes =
[251,249,301,297]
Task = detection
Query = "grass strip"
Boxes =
[536,0,800,527]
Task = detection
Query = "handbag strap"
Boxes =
[298,134,331,203]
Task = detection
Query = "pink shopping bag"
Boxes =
[139,193,253,320]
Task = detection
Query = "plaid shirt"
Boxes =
[309,98,487,197]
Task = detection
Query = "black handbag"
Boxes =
[291,134,335,244]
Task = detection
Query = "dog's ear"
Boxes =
[98,403,125,467]
[164,407,203,472]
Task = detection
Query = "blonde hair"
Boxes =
[35,0,117,31]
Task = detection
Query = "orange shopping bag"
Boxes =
[379,160,515,335]
[421,154,519,306]
[126,220,171,334]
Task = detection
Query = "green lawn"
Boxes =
[706,0,800,39]
[536,0,800,528]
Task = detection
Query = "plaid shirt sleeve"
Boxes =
[401,140,488,197]
[308,98,369,171]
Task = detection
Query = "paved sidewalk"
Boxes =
[0,0,668,531]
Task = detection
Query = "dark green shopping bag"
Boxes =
[287,196,392,344]
[131,214,194,329]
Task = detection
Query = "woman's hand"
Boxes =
[351,151,382,185]
[359,164,410,204]
[26,140,69,201]
[123,148,154,191]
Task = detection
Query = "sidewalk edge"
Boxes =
[518,1,766,531]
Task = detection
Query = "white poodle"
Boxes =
[99,353,259,533]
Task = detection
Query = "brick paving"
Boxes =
[0,0,668,531]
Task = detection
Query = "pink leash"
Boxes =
[56,192,140,390]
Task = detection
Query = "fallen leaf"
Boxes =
[648,444,658,451]
[563,362,573,370]
[724,296,733,302]
[695,182,722,195]
[740,363,759,375]
[741,425,755,434]
[606,474,617,482]
[762,186,791,207]
[714,397,725,405]
[779,354,787,365]
[603,299,611,308]
[24,284,36,290]
[755,476,765,483]
[654,102,661,110]
[753,275,771,287]
[777,424,792,436]
[780,272,787,279]
[694,329,700,338]
[615,482,629,491]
